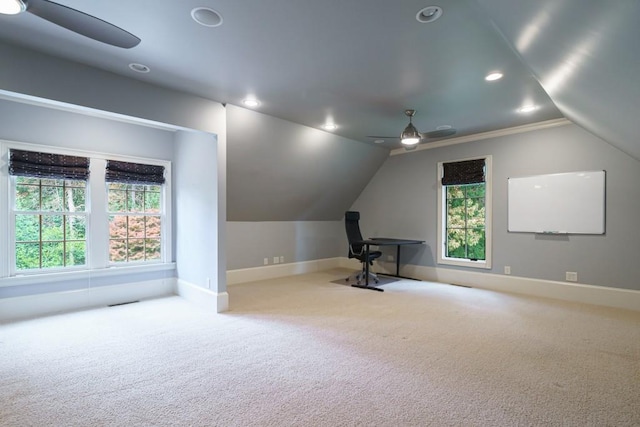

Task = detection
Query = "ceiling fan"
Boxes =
[0,0,141,48]
[368,109,457,150]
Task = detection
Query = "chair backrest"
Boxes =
[345,211,364,257]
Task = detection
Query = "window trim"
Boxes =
[437,155,492,269]
[1,140,172,281]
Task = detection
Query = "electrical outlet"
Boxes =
[273,256,279,264]
[565,272,578,282]
[206,277,211,289]
[504,266,511,275]
[263,258,268,265]
[279,256,284,263]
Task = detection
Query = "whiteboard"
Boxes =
[508,171,605,234]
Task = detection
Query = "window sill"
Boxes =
[437,257,491,269]
[0,262,176,288]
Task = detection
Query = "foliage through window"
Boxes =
[445,183,485,260]
[13,177,87,270]
[108,183,162,263]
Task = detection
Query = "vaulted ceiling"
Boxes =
[0,0,637,159]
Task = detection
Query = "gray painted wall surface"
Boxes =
[227,105,389,221]
[227,221,344,270]
[352,124,640,291]
[174,130,224,292]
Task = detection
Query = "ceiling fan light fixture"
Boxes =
[401,123,421,145]
[0,0,25,15]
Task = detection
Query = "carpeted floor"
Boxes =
[1,268,639,426]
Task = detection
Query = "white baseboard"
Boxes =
[227,257,343,285]
[175,279,228,313]
[373,260,640,312]
[0,278,176,323]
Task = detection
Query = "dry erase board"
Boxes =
[508,171,605,234]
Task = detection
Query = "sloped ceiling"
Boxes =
[478,0,640,160]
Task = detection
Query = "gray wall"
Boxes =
[352,123,640,291]
[227,221,344,270]
[227,104,388,221]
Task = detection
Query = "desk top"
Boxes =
[363,237,425,246]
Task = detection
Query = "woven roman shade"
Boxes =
[441,158,485,185]
[105,160,165,185]
[9,149,90,180]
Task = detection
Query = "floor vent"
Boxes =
[448,283,472,288]
[108,300,140,307]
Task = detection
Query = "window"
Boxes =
[3,144,171,278]
[108,183,162,263]
[14,177,87,270]
[9,149,90,272]
[437,156,492,269]
[105,160,166,265]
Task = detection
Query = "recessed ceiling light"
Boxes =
[322,123,337,131]
[416,6,443,23]
[0,0,25,15]
[191,7,223,27]
[374,139,385,144]
[485,72,503,81]
[129,63,150,73]
[517,105,538,113]
[436,125,453,130]
[242,98,260,108]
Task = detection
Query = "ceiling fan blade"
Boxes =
[367,136,400,140]
[422,128,457,139]
[27,0,140,48]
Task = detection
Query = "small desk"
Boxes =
[352,237,425,292]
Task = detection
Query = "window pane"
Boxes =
[65,241,86,266]
[447,199,466,228]
[467,229,486,260]
[65,216,86,240]
[128,190,145,212]
[446,229,466,258]
[128,239,145,261]
[146,216,161,238]
[145,239,161,260]
[65,180,85,188]
[109,215,128,239]
[41,242,64,268]
[41,186,64,211]
[15,214,40,242]
[129,216,145,238]
[16,176,39,185]
[16,243,40,270]
[145,191,161,213]
[108,190,127,212]
[15,185,40,211]
[109,239,127,262]
[42,215,64,241]
[466,184,485,198]
[40,178,63,186]
[466,198,485,227]
[446,186,465,199]
[65,187,86,211]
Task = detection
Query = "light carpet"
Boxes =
[1,268,639,426]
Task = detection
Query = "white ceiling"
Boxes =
[0,0,637,157]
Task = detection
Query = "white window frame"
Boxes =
[436,155,492,269]
[1,140,172,282]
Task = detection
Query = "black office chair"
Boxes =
[344,211,382,284]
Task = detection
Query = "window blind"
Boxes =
[441,158,485,185]
[105,160,165,185]
[9,149,90,180]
